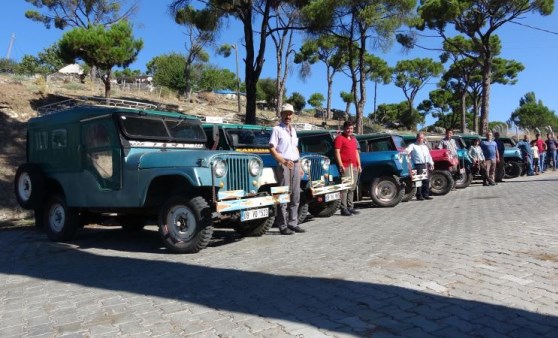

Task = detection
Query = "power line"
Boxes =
[510,20,558,36]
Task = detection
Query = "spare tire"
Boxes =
[14,164,46,210]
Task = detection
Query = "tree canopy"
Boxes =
[58,20,143,97]
[508,92,558,132]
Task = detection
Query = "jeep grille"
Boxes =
[304,154,327,181]
[225,155,252,191]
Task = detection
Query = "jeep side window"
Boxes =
[369,138,392,151]
[84,123,113,179]
[51,129,67,149]
[33,130,49,151]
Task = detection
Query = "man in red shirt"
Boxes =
[334,121,361,216]
[535,133,547,173]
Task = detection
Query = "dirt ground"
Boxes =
[0,74,330,223]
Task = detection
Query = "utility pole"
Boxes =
[6,33,15,59]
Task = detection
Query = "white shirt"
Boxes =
[269,122,299,161]
[406,143,433,166]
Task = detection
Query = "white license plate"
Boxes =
[415,181,422,187]
[241,207,269,222]
[460,168,466,173]
[325,192,340,202]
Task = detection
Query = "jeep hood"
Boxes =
[137,149,250,169]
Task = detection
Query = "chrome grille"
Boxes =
[224,155,251,191]
[303,154,326,181]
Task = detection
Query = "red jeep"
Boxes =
[402,135,459,196]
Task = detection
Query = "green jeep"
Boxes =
[14,98,289,253]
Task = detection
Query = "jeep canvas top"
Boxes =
[14,97,289,253]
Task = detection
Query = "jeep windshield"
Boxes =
[118,114,207,143]
[225,129,272,149]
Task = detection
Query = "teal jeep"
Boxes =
[202,123,351,223]
[297,130,419,207]
[14,98,289,253]
[459,134,524,178]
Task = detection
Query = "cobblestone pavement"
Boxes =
[1,173,558,337]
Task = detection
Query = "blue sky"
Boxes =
[2,1,558,127]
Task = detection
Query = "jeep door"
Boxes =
[81,117,122,191]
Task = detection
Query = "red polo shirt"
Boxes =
[334,133,359,167]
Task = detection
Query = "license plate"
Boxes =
[460,168,466,173]
[325,192,340,202]
[415,181,422,187]
[241,207,269,222]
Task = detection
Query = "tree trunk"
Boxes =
[326,68,333,121]
[460,91,467,133]
[102,71,112,98]
[479,56,492,135]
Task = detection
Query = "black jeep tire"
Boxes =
[158,196,213,254]
[14,164,46,210]
[505,161,522,178]
[308,199,341,217]
[370,176,403,207]
[430,170,454,196]
[297,193,309,224]
[401,186,417,202]
[119,216,146,232]
[454,170,473,189]
[234,212,275,237]
[44,194,80,242]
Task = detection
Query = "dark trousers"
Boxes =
[414,163,430,198]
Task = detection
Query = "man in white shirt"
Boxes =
[406,133,434,200]
[269,104,305,235]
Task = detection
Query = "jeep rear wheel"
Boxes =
[370,176,403,207]
[234,212,275,237]
[505,162,522,178]
[158,196,213,253]
[308,199,341,217]
[14,164,46,210]
[44,194,80,242]
[401,186,417,202]
[298,193,309,224]
[454,170,473,189]
[430,170,454,196]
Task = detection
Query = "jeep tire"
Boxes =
[44,194,80,242]
[505,161,522,178]
[297,193,309,224]
[308,199,341,217]
[430,170,454,196]
[370,176,403,207]
[454,170,473,189]
[158,196,213,253]
[234,211,275,237]
[401,186,417,202]
[14,164,46,210]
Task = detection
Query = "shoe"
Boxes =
[340,208,353,216]
[288,226,306,233]
[416,196,424,201]
[348,208,360,215]
[424,196,433,200]
[279,228,294,235]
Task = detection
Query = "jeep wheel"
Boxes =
[505,162,522,178]
[430,170,454,196]
[158,196,213,253]
[14,164,46,210]
[454,171,473,189]
[370,176,403,207]
[308,199,341,217]
[401,186,417,202]
[234,211,275,237]
[44,194,80,242]
[298,193,309,224]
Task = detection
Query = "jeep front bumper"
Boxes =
[216,186,290,213]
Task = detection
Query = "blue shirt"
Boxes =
[516,140,533,158]
[480,140,498,160]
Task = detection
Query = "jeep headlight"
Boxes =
[248,159,261,176]
[213,159,227,178]
[321,158,330,171]
[301,158,311,173]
